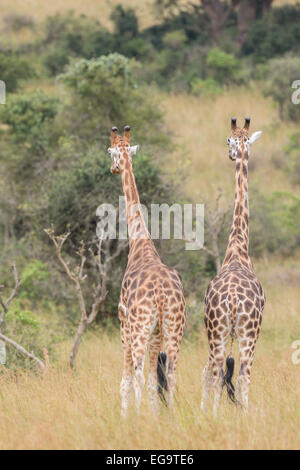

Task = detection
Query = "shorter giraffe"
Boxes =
[201,117,265,416]
[108,126,186,417]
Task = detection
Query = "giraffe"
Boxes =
[108,126,186,417]
[201,117,265,416]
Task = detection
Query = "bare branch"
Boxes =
[0,332,45,370]
[46,228,126,368]
[0,262,45,371]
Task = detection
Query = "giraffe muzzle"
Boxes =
[110,166,120,174]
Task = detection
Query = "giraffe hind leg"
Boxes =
[120,343,134,418]
[164,334,184,409]
[236,338,257,412]
[147,324,161,414]
[201,359,213,412]
[130,314,154,414]
[211,342,227,418]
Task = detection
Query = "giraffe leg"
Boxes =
[120,345,133,418]
[131,317,153,414]
[147,326,161,414]
[164,337,183,409]
[201,358,213,412]
[132,350,147,414]
[211,343,227,418]
[236,339,256,412]
[120,321,133,418]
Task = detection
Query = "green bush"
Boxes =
[162,30,187,50]
[243,5,300,61]
[1,90,59,143]
[2,298,61,371]
[206,47,239,85]
[43,46,70,76]
[264,56,300,121]
[279,133,300,186]
[191,77,222,97]
[250,190,300,256]
[58,54,164,143]
[110,5,139,39]
[20,260,50,301]
[0,53,35,92]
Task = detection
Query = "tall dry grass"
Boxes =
[0,256,299,450]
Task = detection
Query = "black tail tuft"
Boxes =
[223,355,236,404]
[157,352,168,406]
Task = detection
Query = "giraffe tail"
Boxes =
[223,295,238,404]
[157,352,168,405]
[223,355,236,404]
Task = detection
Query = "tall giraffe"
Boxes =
[201,117,265,415]
[108,126,186,417]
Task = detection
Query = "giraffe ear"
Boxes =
[108,147,118,157]
[129,145,139,157]
[249,131,262,145]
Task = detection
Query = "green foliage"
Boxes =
[41,11,114,75]
[191,78,222,97]
[263,56,300,121]
[20,260,50,301]
[1,90,59,143]
[274,133,300,186]
[163,30,187,50]
[110,5,139,39]
[6,302,40,330]
[243,5,300,61]
[43,46,70,76]
[250,190,300,256]
[2,299,61,371]
[206,48,239,85]
[0,90,60,182]
[0,53,35,92]
[59,54,164,142]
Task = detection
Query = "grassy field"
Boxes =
[0,0,299,451]
[0,256,300,450]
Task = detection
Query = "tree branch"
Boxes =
[45,228,127,368]
[0,332,45,370]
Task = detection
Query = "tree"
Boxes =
[45,228,127,368]
[155,0,274,47]
[110,5,139,39]
[0,53,34,93]
[155,0,242,44]
[237,0,273,47]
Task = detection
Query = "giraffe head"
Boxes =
[227,117,262,161]
[108,125,139,174]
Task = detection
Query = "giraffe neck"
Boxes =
[222,147,253,270]
[121,159,159,258]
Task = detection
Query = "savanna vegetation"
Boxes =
[0,0,299,450]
